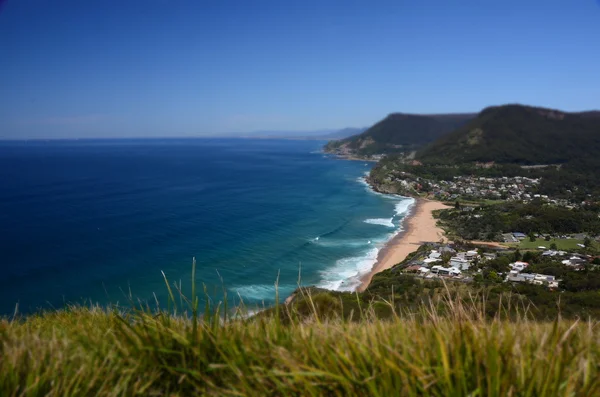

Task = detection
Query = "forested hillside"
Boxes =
[417,104,600,165]
[325,112,474,156]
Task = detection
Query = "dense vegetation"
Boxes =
[369,156,600,200]
[325,112,474,155]
[437,201,600,241]
[417,104,600,165]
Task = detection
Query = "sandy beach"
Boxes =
[357,198,450,292]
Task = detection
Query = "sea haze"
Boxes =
[0,139,413,315]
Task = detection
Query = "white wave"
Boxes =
[313,238,374,248]
[356,175,413,202]
[395,197,416,217]
[317,247,380,292]
[231,284,296,302]
[364,218,395,228]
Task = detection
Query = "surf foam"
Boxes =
[317,247,380,292]
[313,238,375,248]
[395,197,416,217]
[316,176,417,292]
[363,218,395,227]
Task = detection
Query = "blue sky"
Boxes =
[1,0,599,139]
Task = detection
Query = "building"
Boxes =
[465,250,478,259]
[507,272,536,283]
[509,261,529,272]
[449,256,471,271]
[431,265,461,276]
[482,253,497,261]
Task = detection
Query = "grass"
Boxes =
[2,264,600,396]
[515,238,585,250]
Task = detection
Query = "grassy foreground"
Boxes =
[2,287,600,397]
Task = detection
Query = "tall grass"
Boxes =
[1,265,600,396]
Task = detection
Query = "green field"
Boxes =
[515,237,584,250]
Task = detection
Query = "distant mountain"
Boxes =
[235,129,336,138]
[316,127,367,140]
[224,127,365,140]
[417,104,600,165]
[324,113,475,156]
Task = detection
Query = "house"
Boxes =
[509,261,529,272]
[506,272,556,286]
[562,256,588,267]
[431,265,461,277]
[543,250,559,257]
[449,256,471,271]
[465,250,478,259]
[512,232,527,240]
[438,246,456,254]
[507,272,536,283]
[405,265,422,273]
[482,252,497,261]
[502,233,518,243]
[428,251,442,260]
[534,274,556,283]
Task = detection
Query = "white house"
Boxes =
[509,261,529,272]
[450,256,471,271]
[431,265,461,276]
[466,250,478,259]
[428,251,442,260]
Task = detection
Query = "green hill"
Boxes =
[325,113,474,156]
[417,104,600,165]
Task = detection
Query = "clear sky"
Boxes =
[1,0,599,139]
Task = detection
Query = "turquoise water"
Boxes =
[0,139,414,315]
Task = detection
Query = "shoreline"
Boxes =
[357,198,450,292]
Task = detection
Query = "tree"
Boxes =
[550,242,558,250]
[455,200,461,210]
[529,232,536,242]
[584,237,592,248]
[545,235,552,241]
[440,252,451,264]
[522,251,536,263]
[488,256,511,273]
[512,249,522,262]
[484,270,503,283]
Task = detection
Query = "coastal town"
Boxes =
[396,241,595,291]
[377,169,580,207]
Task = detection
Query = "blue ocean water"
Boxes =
[0,139,413,315]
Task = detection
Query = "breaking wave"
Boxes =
[364,218,395,227]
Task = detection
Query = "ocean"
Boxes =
[0,139,414,315]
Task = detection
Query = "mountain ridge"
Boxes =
[325,112,475,156]
[417,104,600,165]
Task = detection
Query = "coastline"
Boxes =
[357,198,450,292]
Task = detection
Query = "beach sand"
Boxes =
[357,198,450,292]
